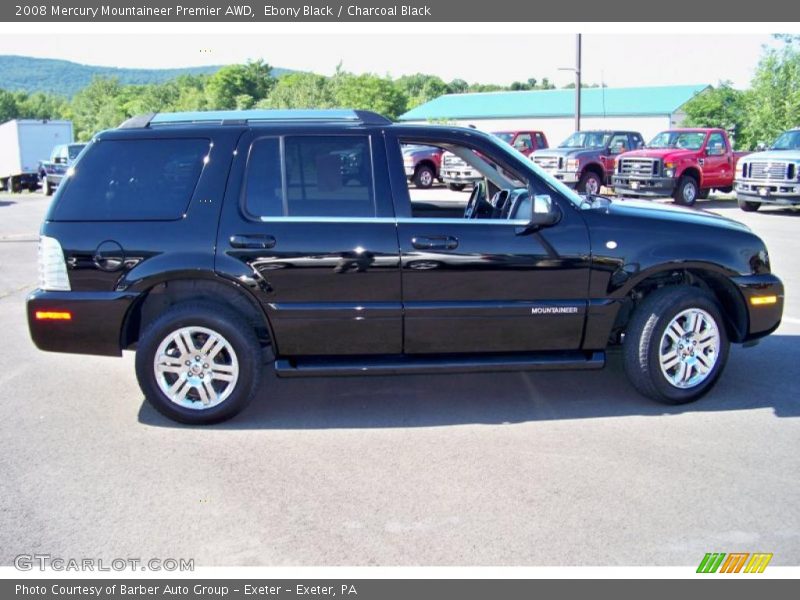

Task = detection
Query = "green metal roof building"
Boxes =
[398,84,710,145]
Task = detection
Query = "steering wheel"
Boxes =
[463,180,491,219]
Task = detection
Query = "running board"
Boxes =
[274,351,605,377]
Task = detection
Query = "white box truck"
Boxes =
[0,119,74,193]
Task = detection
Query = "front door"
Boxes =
[385,130,592,354]
[702,132,732,189]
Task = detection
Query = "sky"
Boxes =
[0,33,779,89]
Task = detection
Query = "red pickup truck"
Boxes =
[612,128,747,205]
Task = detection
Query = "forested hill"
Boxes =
[0,55,291,96]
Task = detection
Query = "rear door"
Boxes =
[216,128,402,356]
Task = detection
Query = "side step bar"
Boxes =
[274,351,605,378]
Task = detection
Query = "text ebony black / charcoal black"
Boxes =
[27,109,784,424]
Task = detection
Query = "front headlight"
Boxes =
[664,161,675,178]
[566,158,580,171]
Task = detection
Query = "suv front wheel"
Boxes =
[623,286,729,404]
[135,302,262,424]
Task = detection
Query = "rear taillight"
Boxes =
[38,236,71,291]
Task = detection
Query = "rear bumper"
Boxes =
[733,274,785,341]
[612,175,676,197]
[27,289,140,356]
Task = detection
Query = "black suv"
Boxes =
[27,109,784,424]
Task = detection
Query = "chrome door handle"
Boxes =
[411,236,459,250]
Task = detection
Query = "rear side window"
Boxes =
[245,135,375,218]
[51,138,209,221]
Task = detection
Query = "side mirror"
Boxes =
[517,194,560,234]
[756,142,767,151]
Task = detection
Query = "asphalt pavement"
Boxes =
[0,189,797,566]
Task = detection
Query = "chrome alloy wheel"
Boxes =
[659,308,720,389]
[418,168,433,187]
[153,326,239,410]
[682,180,697,203]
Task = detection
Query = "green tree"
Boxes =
[331,72,408,120]
[448,78,469,94]
[396,74,450,109]
[681,82,748,148]
[68,76,128,140]
[742,41,800,148]
[205,60,275,109]
[0,89,20,122]
[259,72,335,109]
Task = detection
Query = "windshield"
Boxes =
[559,131,611,149]
[647,131,706,150]
[493,132,516,144]
[68,144,87,160]
[771,130,800,151]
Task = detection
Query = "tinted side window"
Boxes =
[245,135,375,218]
[52,138,209,221]
[284,136,374,217]
[244,137,283,217]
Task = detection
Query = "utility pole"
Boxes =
[575,33,582,131]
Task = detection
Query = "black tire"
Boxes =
[673,175,698,206]
[447,183,466,192]
[43,179,54,196]
[577,171,602,195]
[738,199,760,212]
[697,188,710,200]
[8,176,21,194]
[135,301,262,425]
[413,164,435,189]
[623,286,730,405]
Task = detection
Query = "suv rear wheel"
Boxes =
[135,302,262,424]
[623,286,729,404]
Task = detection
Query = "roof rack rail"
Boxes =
[118,109,391,129]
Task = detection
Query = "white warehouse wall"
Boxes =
[408,114,686,147]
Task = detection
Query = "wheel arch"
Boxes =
[614,266,748,343]
[679,166,702,186]
[121,275,276,352]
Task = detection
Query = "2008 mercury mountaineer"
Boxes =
[27,110,784,424]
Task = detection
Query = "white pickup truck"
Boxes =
[0,119,74,193]
[735,128,800,211]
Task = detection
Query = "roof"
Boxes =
[119,109,391,129]
[398,84,710,121]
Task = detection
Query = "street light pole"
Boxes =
[575,33,582,132]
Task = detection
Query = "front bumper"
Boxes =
[735,179,800,205]
[441,168,481,184]
[612,175,676,197]
[27,289,140,356]
[537,169,580,185]
[732,273,784,341]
